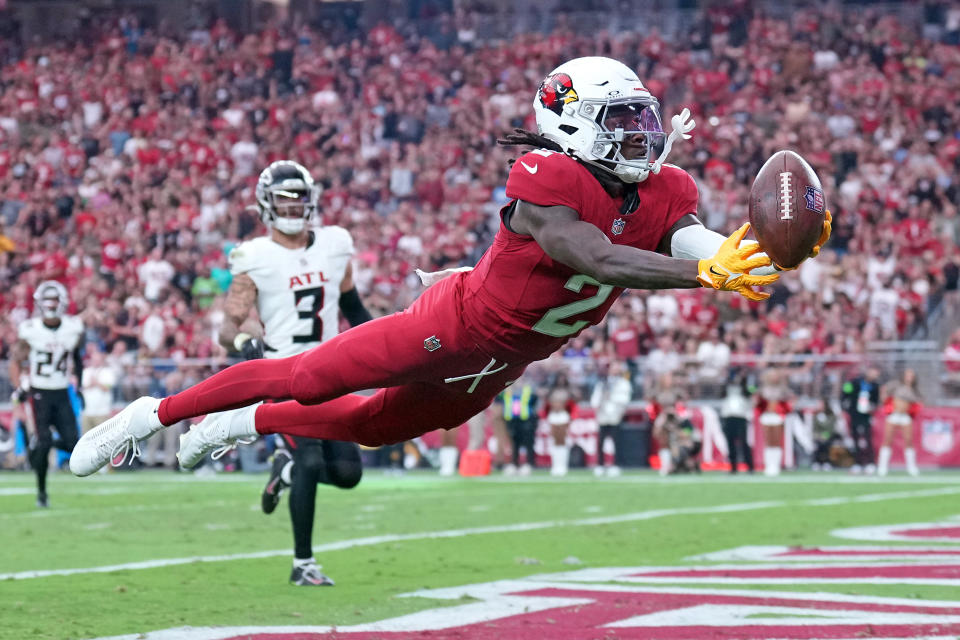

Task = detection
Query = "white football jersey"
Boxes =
[229,226,354,359]
[18,315,84,390]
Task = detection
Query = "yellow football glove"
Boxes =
[809,209,832,259]
[775,209,833,271]
[697,222,780,301]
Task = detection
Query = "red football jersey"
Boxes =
[460,149,697,362]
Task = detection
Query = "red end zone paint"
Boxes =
[636,564,960,580]
[103,579,960,640]
[833,519,960,543]
[893,525,960,539]
[209,587,960,640]
[775,547,960,557]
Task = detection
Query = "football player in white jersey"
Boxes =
[8,281,85,507]
[212,160,373,586]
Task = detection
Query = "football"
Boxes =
[748,150,828,269]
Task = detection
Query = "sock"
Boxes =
[293,556,315,568]
[280,460,294,486]
[658,448,672,475]
[764,447,781,475]
[158,357,300,426]
[439,446,459,476]
[904,447,918,474]
[877,446,892,475]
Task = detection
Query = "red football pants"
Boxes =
[158,274,527,445]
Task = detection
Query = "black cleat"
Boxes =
[290,562,335,586]
[36,492,48,508]
[261,449,292,514]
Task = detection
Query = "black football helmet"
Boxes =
[254,160,320,235]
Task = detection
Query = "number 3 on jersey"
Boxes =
[292,287,324,343]
[532,274,613,338]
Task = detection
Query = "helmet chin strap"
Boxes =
[649,107,696,176]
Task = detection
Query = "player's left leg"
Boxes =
[179,379,510,468]
[74,275,481,476]
[28,394,55,507]
[287,438,362,586]
[286,442,331,585]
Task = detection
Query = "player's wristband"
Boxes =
[233,332,253,352]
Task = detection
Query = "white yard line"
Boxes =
[4,486,960,581]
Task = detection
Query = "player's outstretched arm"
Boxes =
[510,200,702,290]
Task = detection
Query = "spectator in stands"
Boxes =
[0,2,957,422]
[944,329,960,392]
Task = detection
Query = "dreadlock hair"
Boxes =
[497,128,563,156]
[497,128,639,215]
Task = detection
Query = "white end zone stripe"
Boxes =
[6,486,960,581]
[689,545,960,563]
[833,520,960,543]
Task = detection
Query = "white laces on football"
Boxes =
[210,437,256,461]
[651,107,696,175]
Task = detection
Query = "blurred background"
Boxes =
[0,0,959,473]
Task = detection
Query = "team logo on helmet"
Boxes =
[538,73,579,115]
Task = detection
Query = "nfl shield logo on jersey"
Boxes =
[921,418,953,455]
[611,218,626,235]
[423,335,442,352]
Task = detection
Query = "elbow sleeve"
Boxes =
[671,224,777,276]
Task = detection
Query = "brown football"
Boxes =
[748,150,828,269]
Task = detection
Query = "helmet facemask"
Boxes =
[589,100,665,183]
[267,187,314,235]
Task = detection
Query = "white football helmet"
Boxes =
[34,280,68,319]
[255,160,320,235]
[533,57,666,183]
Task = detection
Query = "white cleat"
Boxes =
[177,406,259,469]
[70,396,163,476]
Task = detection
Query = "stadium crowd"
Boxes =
[0,1,958,410]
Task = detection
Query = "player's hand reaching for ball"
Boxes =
[809,209,832,259]
[697,223,780,301]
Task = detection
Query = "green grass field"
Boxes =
[2,468,960,640]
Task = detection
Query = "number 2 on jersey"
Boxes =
[292,287,324,343]
[532,274,614,338]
